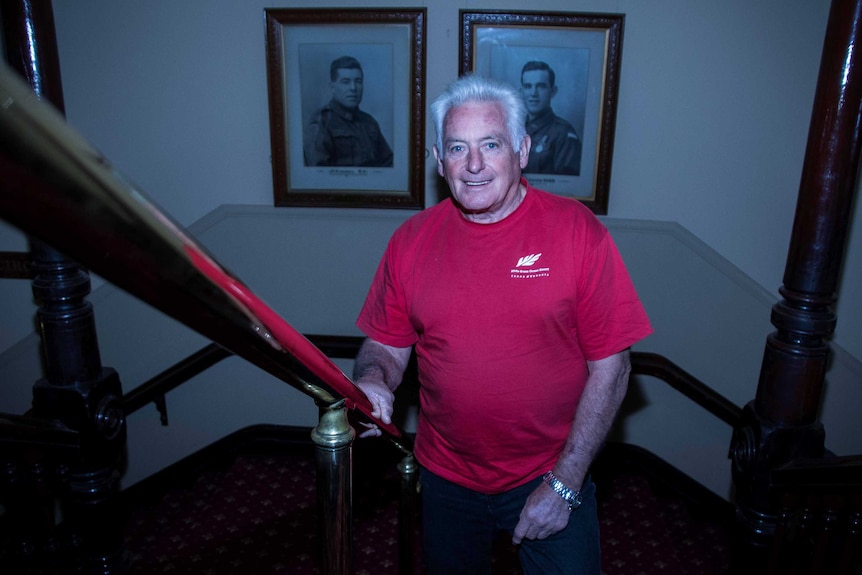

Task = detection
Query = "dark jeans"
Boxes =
[420,467,601,575]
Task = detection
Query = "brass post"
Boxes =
[397,453,419,575]
[311,399,355,575]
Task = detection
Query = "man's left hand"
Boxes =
[512,482,572,544]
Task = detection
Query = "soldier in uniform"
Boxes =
[304,56,394,167]
[520,61,582,176]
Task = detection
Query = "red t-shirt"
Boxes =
[357,182,652,493]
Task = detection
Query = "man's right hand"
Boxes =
[354,378,395,437]
[352,338,412,437]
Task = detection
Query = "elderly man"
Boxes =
[303,56,393,167]
[352,75,651,575]
[521,61,582,175]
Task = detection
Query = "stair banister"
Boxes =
[122,343,232,424]
[729,0,862,570]
[2,1,130,572]
[630,351,742,426]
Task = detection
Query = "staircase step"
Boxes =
[118,435,732,575]
[599,472,691,573]
[124,446,411,575]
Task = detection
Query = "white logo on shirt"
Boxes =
[516,253,542,267]
[512,253,550,279]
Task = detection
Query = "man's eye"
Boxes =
[486,142,498,150]
[450,145,464,153]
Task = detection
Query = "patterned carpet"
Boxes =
[121,435,733,575]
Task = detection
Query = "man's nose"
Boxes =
[466,148,484,172]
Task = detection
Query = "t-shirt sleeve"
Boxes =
[356,236,419,348]
[575,228,653,360]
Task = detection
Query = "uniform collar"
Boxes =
[329,99,360,121]
[526,107,555,130]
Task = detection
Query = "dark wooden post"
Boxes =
[1,1,129,573]
[729,0,862,570]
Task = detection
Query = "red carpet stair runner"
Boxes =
[119,426,733,575]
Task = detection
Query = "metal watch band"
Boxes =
[543,471,583,511]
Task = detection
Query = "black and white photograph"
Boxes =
[300,51,394,169]
[265,8,425,208]
[461,11,625,214]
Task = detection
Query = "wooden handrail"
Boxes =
[630,351,743,426]
[121,337,743,434]
[120,336,366,419]
[122,343,232,417]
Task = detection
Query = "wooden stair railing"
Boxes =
[122,344,232,425]
[120,341,743,434]
[727,0,862,570]
[2,3,132,572]
[628,352,743,426]
[120,336,372,426]
[768,455,862,575]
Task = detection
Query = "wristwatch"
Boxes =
[543,471,583,511]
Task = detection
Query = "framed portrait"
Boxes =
[461,11,624,215]
[265,8,426,208]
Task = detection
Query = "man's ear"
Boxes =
[518,135,531,169]
[433,145,444,177]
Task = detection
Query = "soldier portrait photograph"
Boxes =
[302,55,394,168]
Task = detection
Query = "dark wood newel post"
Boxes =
[729,0,862,569]
[1,1,129,573]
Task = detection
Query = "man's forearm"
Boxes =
[353,338,411,391]
[553,350,631,490]
[512,352,631,544]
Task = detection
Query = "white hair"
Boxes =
[430,74,527,156]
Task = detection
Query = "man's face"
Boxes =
[331,68,364,109]
[521,69,556,117]
[433,101,530,224]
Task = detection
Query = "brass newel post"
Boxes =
[312,399,355,575]
[397,453,419,575]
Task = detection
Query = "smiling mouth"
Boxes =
[465,180,491,186]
